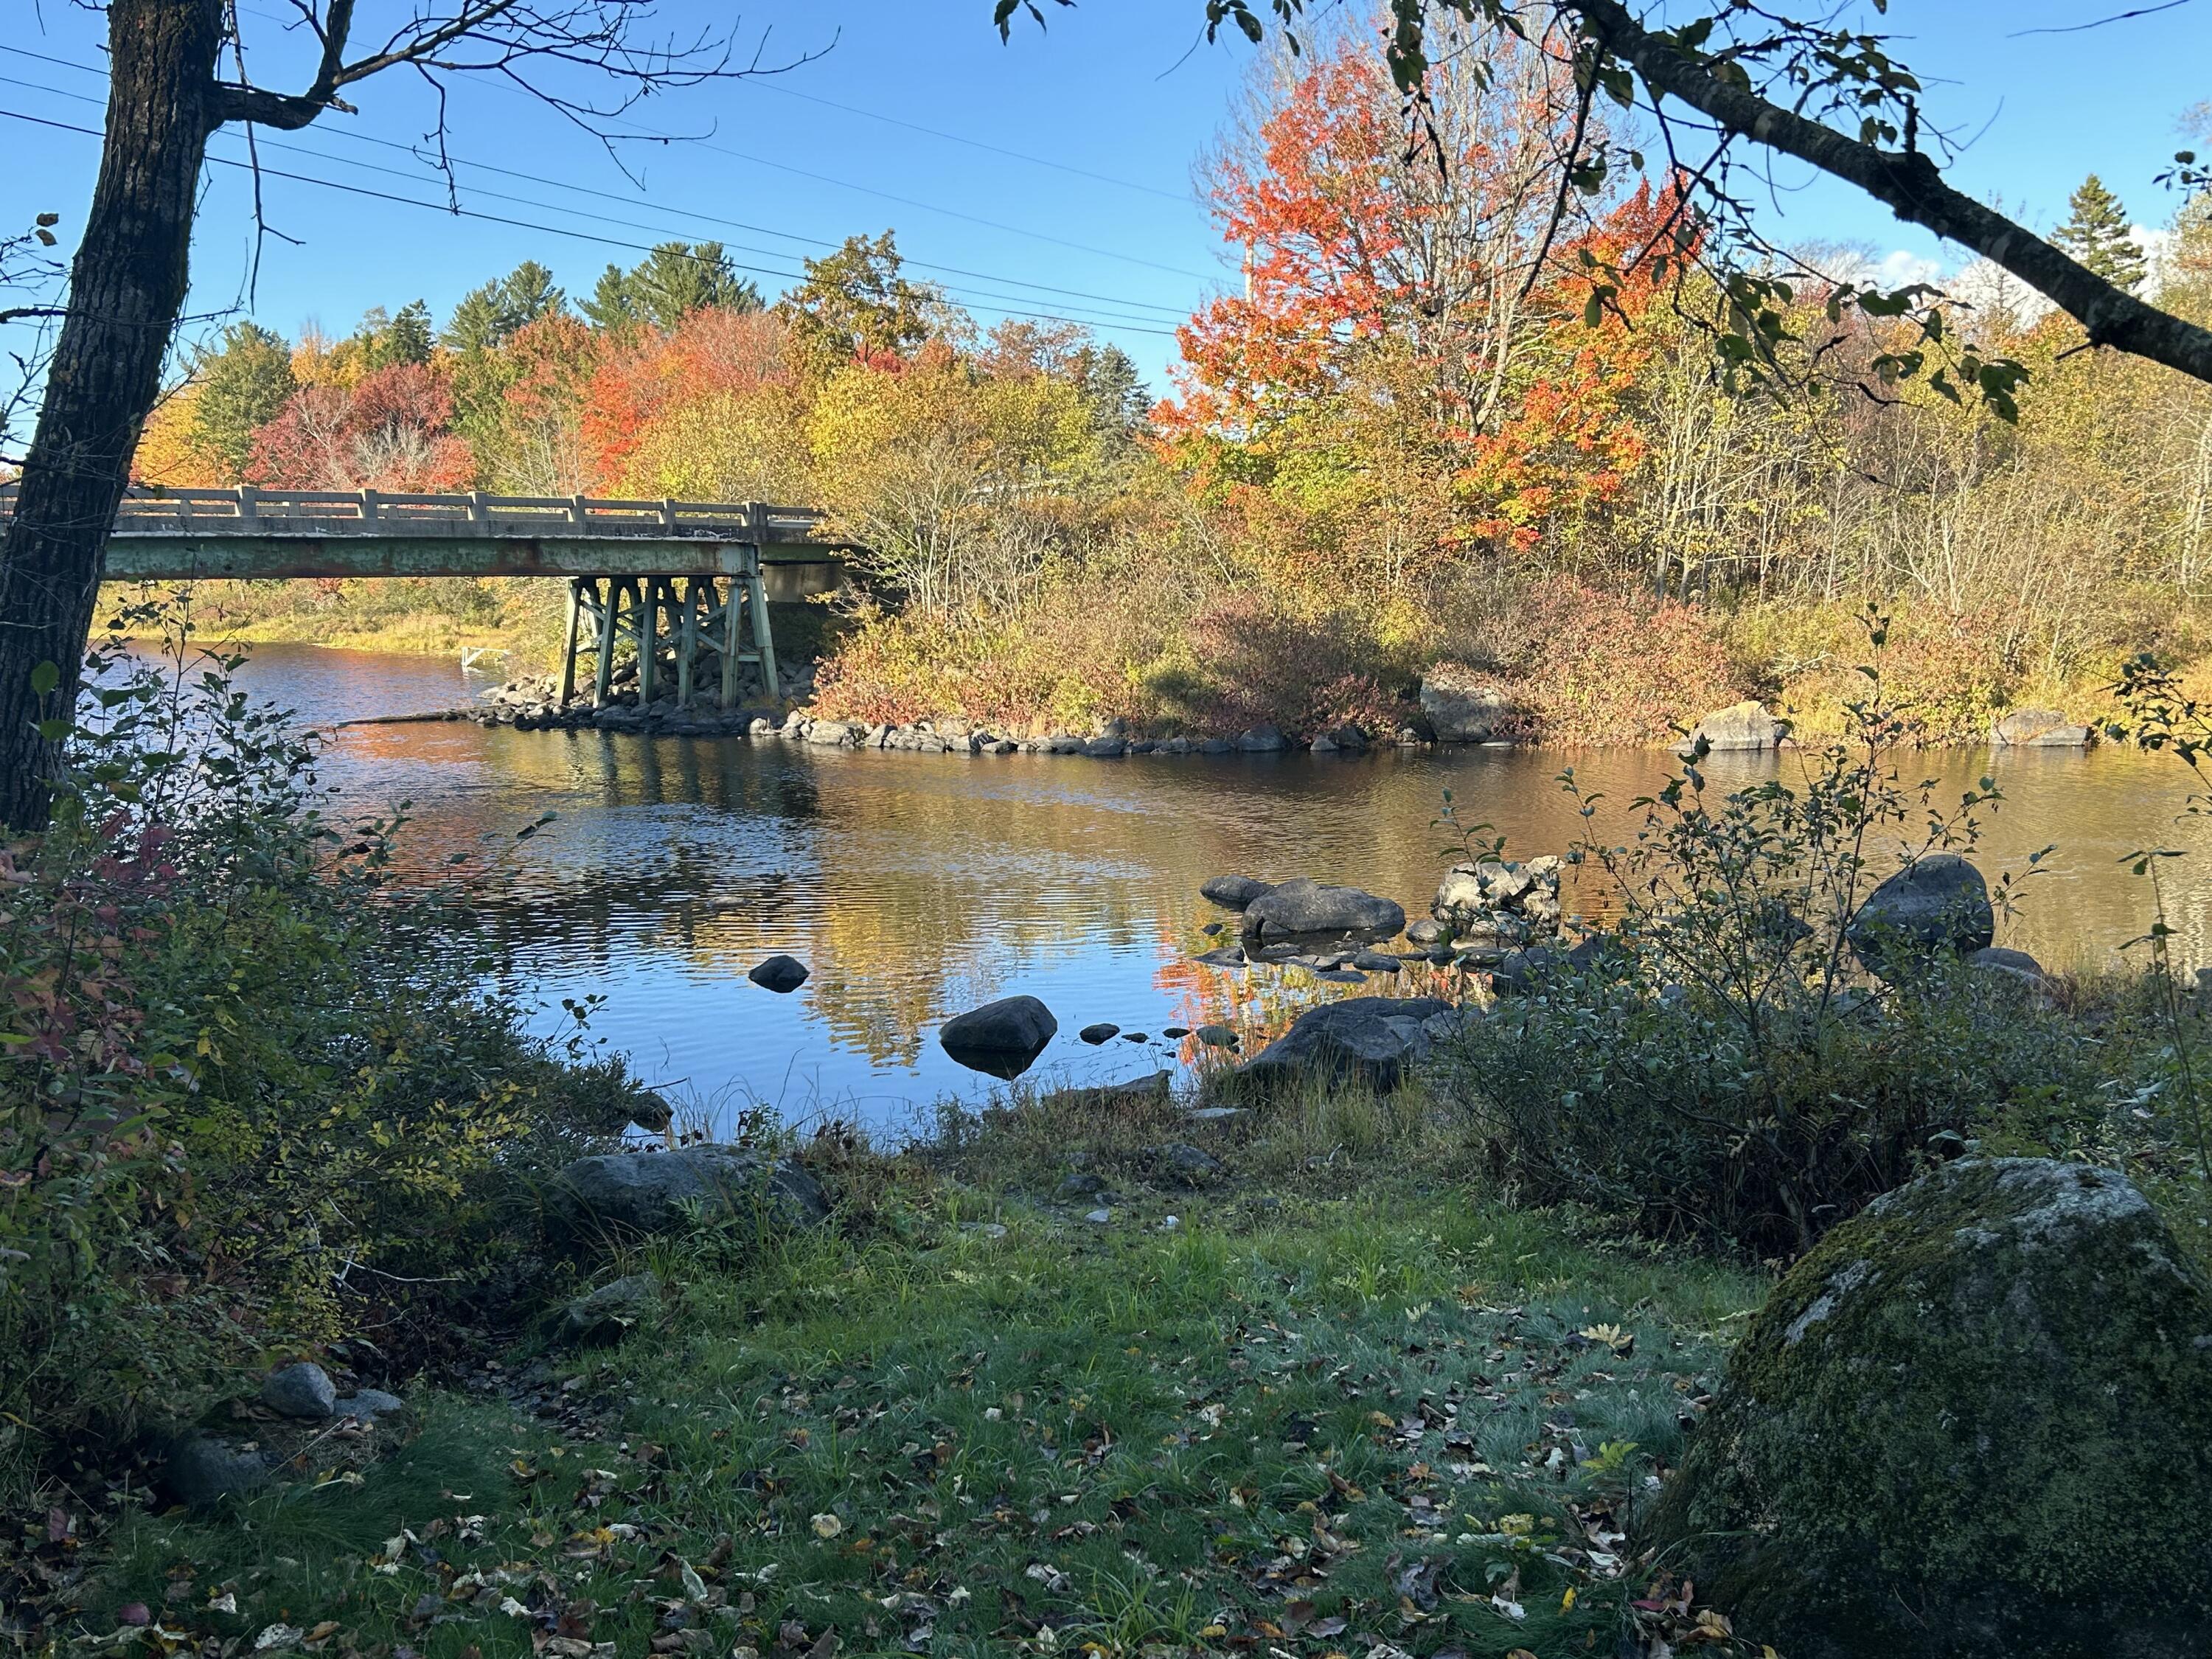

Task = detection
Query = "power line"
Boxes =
[0,38,1212,282]
[739,78,1192,205]
[0,72,1186,330]
[0,44,1200,318]
[0,105,1185,339]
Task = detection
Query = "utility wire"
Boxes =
[0,38,1211,282]
[0,72,1186,330]
[0,44,1200,317]
[0,105,1184,340]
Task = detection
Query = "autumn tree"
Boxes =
[581,242,762,332]
[187,321,297,479]
[249,362,474,493]
[2054,175,2149,293]
[0,0,787,829]
[782,233,943,372]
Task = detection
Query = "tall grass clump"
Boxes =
[0,603,635,1501]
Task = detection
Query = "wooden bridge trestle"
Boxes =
[560,566,778,712]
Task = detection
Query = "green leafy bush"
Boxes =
[0,608,632,1494]
[1440,619,2105,1256]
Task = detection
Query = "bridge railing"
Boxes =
[0,484,829,542]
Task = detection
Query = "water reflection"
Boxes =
[205,644,2212,1133]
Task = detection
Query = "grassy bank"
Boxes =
[60,1083,1769,1659]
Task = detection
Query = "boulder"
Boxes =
[333,1389,407,1422]
[1194,1023,1240,1049]
[549,1146,828,1237]
[1078,1022,1121,1045]
[1242,878,1405,942]
[747,953,810,993]
[1431,856,1562,942]
[1405,917,1447,946]
[1679,700,1788,754]
[1236,724,1288,752]
[1350,950,1402,973]
[1159,1144,1223,1184]
[1082,737,1126,758]
[560,1273,663,1341]
[261,1362,337,1420]
[1235,997,1453,1093]
[1197,737,1235,756]
[1641,1159,2212,1658]
[163,1436,276,1507]
[939,995,1058,1054]
[804,720,858,746]
[1992,707,2094,748]
[1846,855,1994,975]
[1967,945,2058,1004]
[1200,874,1275,910]
[1419,669,1515,743]
[1041,1070,1172,1111]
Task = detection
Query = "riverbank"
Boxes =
[36,1082,1780,1658]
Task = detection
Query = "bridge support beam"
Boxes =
[558,558,779,716]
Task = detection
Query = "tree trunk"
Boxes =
[0,0,220,829]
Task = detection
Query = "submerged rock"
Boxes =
[1194,1023,1239,1049]
[550,1146,827,1238]
[1235,996,1453,1093]
[1641,1158,2212,1658]
[1847,855,1994,975]
[747,953,810,993]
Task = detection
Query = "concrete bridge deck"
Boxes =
[0,485,845,582]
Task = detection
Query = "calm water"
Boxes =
[208,643,2212,1133]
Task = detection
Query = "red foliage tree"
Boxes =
[247,363,473,491]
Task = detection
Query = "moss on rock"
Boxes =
[1641,1158,2212,1659]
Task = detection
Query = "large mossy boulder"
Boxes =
[1240,878,1405,943]
[1641,1158,2212,1659]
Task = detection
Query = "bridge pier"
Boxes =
[560,562,779,714]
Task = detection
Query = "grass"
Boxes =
[69,1087,1770,1659]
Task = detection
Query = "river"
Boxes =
[217,642,2212,1135]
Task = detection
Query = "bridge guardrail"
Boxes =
[0,484,830,541]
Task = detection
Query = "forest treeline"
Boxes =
[132,18,2212,744]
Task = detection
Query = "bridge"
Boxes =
[0,484,850,712]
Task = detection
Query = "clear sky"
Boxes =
[0,1,2205,392]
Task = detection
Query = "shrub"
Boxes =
[0,608,630,1495]
[1439,618,2103,1255]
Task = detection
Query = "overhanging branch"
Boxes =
[1564,0,2212,387]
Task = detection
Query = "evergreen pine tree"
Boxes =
[444,261,567,354]
[189,322,298,479]
[361,300,436,369]
[580,243,760,331]
[2053,173,2149,291]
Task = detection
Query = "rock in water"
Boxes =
[1200,874,1274,909]
[261,1362,336,1419]
[1991,707,2094,747]
[550,1146,827,1238]
[1236,997,1453,1093]
[1241,878,1405,942]
[1641,1159,2212,1659]
[1678,700,1788,754]
[748,953,810,992]
[939,995,1057,1077]
[1078,1022,1121,1045]
[1846,854,1994,975]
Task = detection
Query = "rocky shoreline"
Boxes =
[388,672,2106,757]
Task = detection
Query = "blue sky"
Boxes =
[0,1,2205,389]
